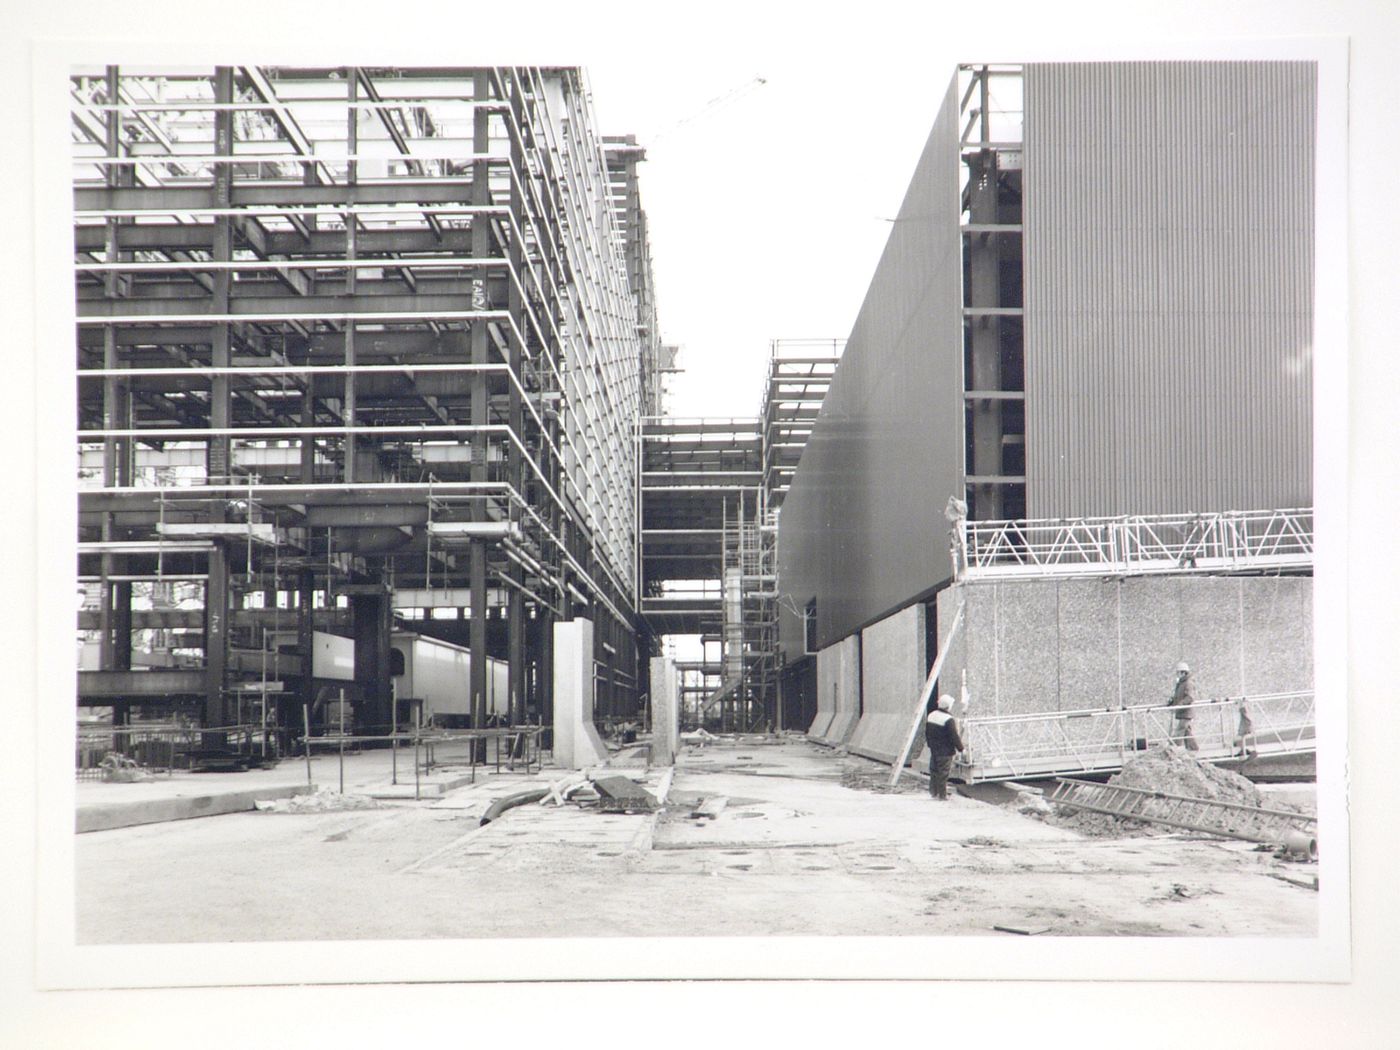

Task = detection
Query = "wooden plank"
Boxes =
[888,601,966,789]
[692,795,728,819]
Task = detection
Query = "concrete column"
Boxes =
[552,619,607,768]
[649,655,679,766]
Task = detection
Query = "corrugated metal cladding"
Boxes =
[778,76,964,656]
[1022,62,1315,517]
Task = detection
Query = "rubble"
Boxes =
[254,790,383,814]
[1048,744,1265,838]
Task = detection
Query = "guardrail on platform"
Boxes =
[956,508,1313,580]
[953,691,1315,782]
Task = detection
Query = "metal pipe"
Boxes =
[479,788,548,826]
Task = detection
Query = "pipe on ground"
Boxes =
[479,788,549,826]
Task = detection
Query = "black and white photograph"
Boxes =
[4,0,1397,1045]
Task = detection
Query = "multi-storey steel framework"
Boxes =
[638,339,839,730]
[74,65,657,737]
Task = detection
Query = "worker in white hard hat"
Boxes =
[924,694,965,800]
[1168,662,1199,751]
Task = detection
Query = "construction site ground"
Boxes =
[75,736,1317,943]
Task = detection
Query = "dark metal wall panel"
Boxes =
[1022,62,1315,517]
[778,76,963,654]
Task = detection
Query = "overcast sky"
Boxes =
[584,35,962,418]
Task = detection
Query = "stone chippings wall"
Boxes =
[810,634,861,745]
[937,575,1313,718]
[848,604,927,763]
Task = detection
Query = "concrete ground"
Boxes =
[75,736,1317,943]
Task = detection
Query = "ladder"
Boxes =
[1048,778,1316,845]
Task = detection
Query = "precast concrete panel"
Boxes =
[811,635,861,745]
[1022,61,1315,517]
[1177,578,1248,700]
[1117,577,1188,705]
[649,656,680,766]
[947,575,1311,711]
[778,74,964,654]
[849,604,927,763]
[553,619,608,769]
[1055,580,1120,710]
[1242,576,1313,694]
[993,580,1061,717]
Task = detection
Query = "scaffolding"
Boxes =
[760,338,841,509]
[74,66,657,735]
[636,339,840,731]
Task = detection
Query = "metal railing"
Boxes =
[76,722,282,778]
[953,691,1315,782]
[956,508,1313,580]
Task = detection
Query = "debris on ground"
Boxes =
[691,795,728,819]
[680,728,719,748]
[592,774,659,813]
[254,790,382,813]
[838,759,926,795]
[540,774,590,807]
[1044,745,1266,838]
[1268,872,1319,891]
[98,754,154,782]
[993,924,1050,935]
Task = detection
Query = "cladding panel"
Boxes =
[778,75,964,652]
[1022,62,1315,517]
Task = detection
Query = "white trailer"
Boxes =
[389,631,510,727]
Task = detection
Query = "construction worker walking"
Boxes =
[1168,662,1200,751]
[924,694,965,800]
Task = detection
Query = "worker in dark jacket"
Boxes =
[924,694,965,800]
[1168,661,1200,751]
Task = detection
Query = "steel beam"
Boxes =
[78,670,207,699]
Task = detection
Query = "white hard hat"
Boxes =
[1176,662,1190,673]
[937,694,954,711]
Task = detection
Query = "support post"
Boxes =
[468,69,491,749]
[888,601,966,790]
[342,67,359,483]
[204,543,229,736]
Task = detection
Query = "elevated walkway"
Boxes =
[953,692,1314,782]
[956,508,1313,581]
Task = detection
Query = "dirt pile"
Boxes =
[255,790,383,814]
[1052,745,1262,838]
[1113,745,1262,807]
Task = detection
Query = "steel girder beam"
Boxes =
[78,669,206,698]
[77,292,483,319]
[75,224,476,254]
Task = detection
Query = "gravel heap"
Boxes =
[254,789,383,813]
[1112,745,1262,807]
[1053,744,1261,838]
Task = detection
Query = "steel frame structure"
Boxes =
[959,64,1026,522]
[74,65,660,735]
[638,340,840,731]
